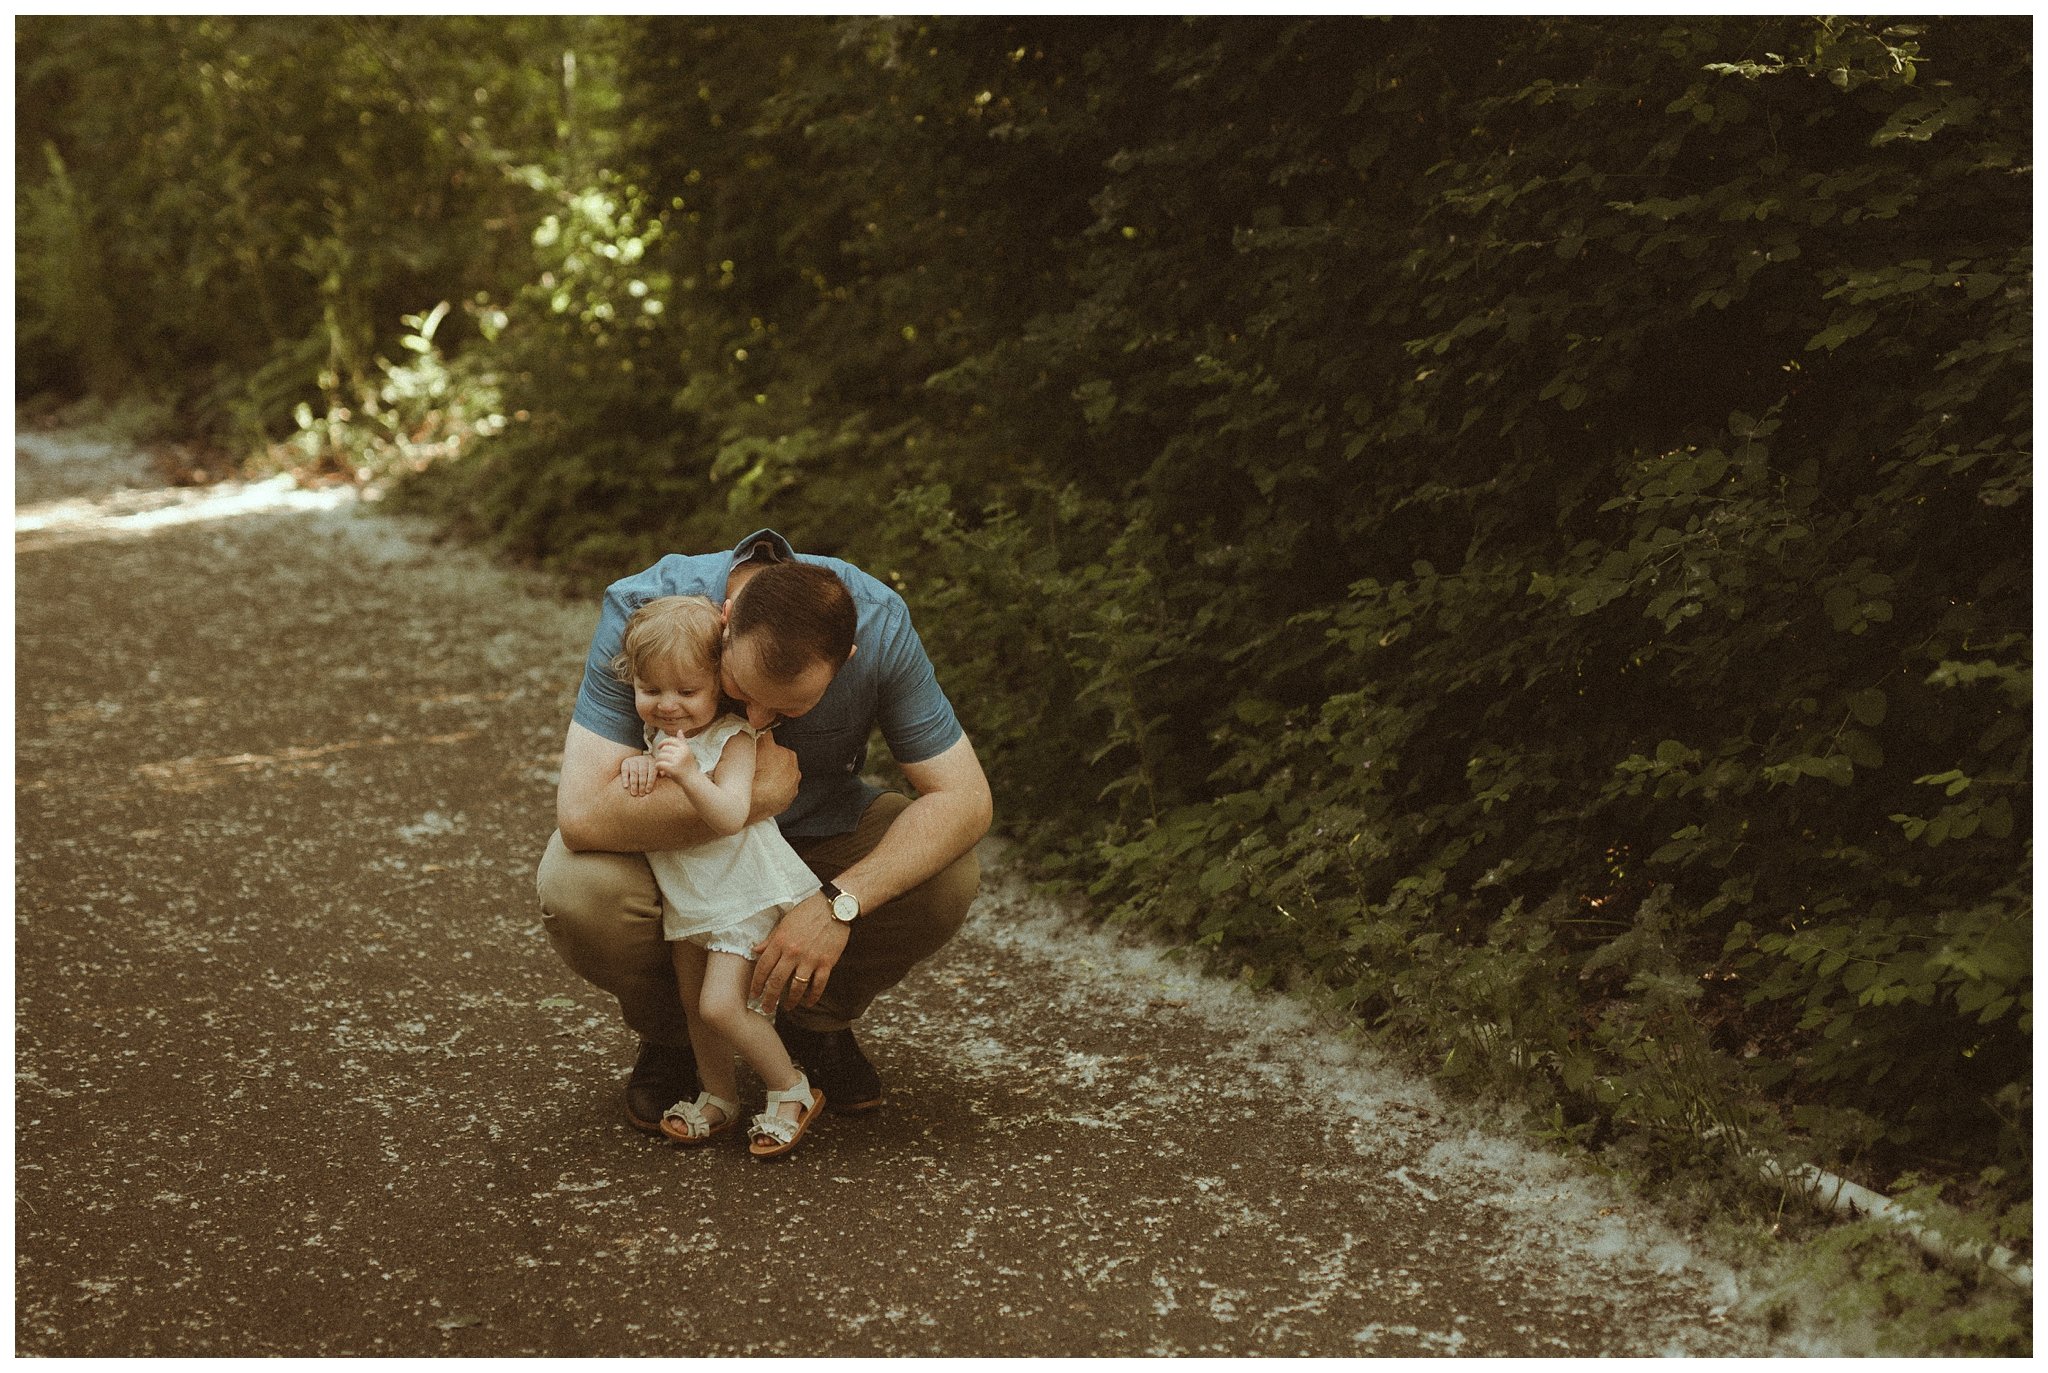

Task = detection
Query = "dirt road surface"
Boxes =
[14,425,1815,1355]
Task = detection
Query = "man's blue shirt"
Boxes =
[571,529,963,838]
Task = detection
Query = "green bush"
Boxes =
[811,18,2027,1187]
[667,16,2031,1185]
[15,15,587,455]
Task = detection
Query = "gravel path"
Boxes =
[14,423,1814,1355]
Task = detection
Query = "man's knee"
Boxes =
[535,833,677,1029]
[891,842,980,959]
[799,794,982,951]
[838,843,980,995]
[537,831,661,931]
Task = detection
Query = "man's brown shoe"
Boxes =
[624,1039,701,1133]
[777,1023,883,1114]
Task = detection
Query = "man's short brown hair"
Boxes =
[729,561,857,682]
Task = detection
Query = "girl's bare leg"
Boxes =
[672,940,737,1124]
[698,951,806,1127]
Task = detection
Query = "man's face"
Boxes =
[718,628,839,731]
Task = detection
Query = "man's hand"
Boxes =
[618,755,658,797]
[750,892,848,1012]
[751,729,801,819]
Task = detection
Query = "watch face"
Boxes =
[831,893,858,922]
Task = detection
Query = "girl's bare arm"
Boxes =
[659,729,757,837]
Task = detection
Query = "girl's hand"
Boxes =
[618,755,658,797]
[654,737,697,782]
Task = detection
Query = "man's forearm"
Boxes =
[556,720,798,854]
[833,786,991,911]
[560,777,723,854]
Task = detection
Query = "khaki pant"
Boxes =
[536,792,979,1044]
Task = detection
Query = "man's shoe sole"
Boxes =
[625,1105,666,1134]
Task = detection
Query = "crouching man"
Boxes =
[537,528,992,1129]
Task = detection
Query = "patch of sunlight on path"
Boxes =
[15,473,358,550]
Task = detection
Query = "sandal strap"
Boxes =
[761,1074,813,1111]
[662,1091,736,1136]
[749,1074,815,1145]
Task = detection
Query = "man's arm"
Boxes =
[556,720,798,853]
[750,733,992,1007]
[828,732,992,910]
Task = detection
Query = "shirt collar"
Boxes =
[725,528,797,574]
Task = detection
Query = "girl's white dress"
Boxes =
[646,716,821,956]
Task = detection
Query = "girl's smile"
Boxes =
[633,659,721,737]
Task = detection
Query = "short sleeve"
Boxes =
[571,582,651,750]
[871,602,963,766]
[691,716,755,772]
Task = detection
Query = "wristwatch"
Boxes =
[820,879,861,924]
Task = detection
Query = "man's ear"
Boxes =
[846,643,858,662]
[720,598,734,624]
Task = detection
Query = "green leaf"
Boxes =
[1847,688,1887,726]
[1075,378,1116,425]
[1566,578,1628,616]
[1809,755,1854,786]
[1982,797,2014,839]
[1839,729,1884,769]
[1805,308,1878,352]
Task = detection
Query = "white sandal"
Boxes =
[660,1091,738,1145]
[748,1074,824,1158]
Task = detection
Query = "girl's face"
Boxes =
[632,657,721,737]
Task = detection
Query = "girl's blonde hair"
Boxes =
[609,594,723,683]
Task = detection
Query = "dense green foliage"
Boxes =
[20,17,2030,1299]
[17,16,600,458]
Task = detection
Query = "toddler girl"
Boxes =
[610,594,826,1157]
